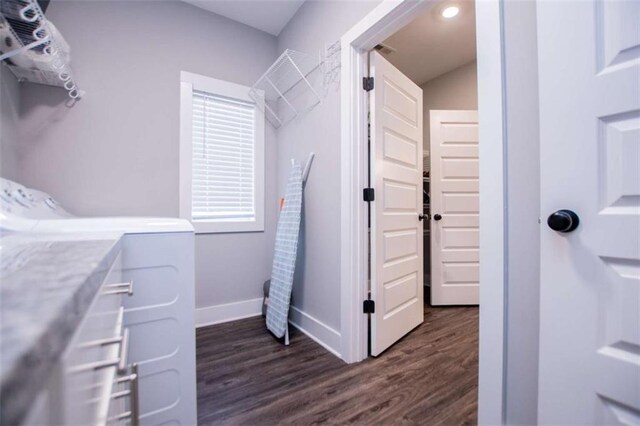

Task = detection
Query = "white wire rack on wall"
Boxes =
[0,0,81,100]
[249,43,341,129]
[319,41,341,90]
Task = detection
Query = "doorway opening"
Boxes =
[362,0,480,376]
[369,0,479,317]
[340,0,507,421]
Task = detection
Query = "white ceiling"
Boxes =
[181,0,305,36]
[380,0,476,85]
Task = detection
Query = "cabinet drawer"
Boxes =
[55,253,137,425]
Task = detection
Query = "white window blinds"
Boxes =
[191,89,256,222]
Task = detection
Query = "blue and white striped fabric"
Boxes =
[266,162,303,338]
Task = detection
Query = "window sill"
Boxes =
[192,220,264,234]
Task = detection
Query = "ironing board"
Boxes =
[266,154,314,344]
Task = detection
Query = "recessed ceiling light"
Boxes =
[442,6,460,18]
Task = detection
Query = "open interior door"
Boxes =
[429,110,479,305]
[369,51,424,356]
[537,0,640,423]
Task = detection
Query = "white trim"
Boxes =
[179,80,193,225]
[339,0,441,366]
[339,0,508,423]
[476,1,507,423]
[181,71,254,100]
[179,71,265,234]
[288,306,342,358]
[195,298,263,328]
[195,300,342,358]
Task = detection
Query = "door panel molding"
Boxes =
[369,51,424,357]
[430,110,480,306]
[537,0,640,422]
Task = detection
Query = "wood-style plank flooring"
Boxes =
[197,305,478,425]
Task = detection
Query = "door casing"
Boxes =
[339,1,510,424]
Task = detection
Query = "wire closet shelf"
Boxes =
[0,0,81,100]
[249,49,323,129]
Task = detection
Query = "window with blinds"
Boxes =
[191,90,256,223]
[180,72,264,234]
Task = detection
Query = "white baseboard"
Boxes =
[196,298,263,328]
[195,299,342,359]
[288,306,342,358]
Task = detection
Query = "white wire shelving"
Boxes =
[319,41,341,91]
[250,42,342,129]
[249,49,323,129]
[0,0,81,100]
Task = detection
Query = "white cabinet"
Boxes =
[23,253,141,426]
[121,232,197,425]
[23,231,197,426]
[62,253,125,425]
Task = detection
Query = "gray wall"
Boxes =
[15,1,279,309]
[275,0,380,332]
[421,60,477,170]
[503,1,540,423]
[0,66,20,181]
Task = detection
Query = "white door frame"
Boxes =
[339,1,508,423]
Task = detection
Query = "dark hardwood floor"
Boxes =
[197,305,478,425]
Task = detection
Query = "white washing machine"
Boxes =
[0,178,197,425]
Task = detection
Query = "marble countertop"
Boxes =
[0,232,123,425]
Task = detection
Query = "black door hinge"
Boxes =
[363,188,375,202]
[363,77,374,91]
[363,299,375,314]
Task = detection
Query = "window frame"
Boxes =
[179,71,265,234]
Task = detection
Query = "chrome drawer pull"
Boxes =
[71,358,119,373]
[86,387,129,405]
[108,364,140,426]
[117,328,130,373]
[129,364,140,426]
[110,389,131,400]
[70,328,129,373]
[78,333,122,348]
[79,308,125,348]
[114,373,136,385]
[103,281,134,296]
[107,411,132,422]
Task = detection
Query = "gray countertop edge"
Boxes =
[1,236,123,426]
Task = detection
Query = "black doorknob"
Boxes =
[433,214,442,221]
[547,209,579,233]
[418,214,426,221]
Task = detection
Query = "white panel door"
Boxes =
[429,110,479,306]
[369,51,424,356]
[537,0,640,423]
